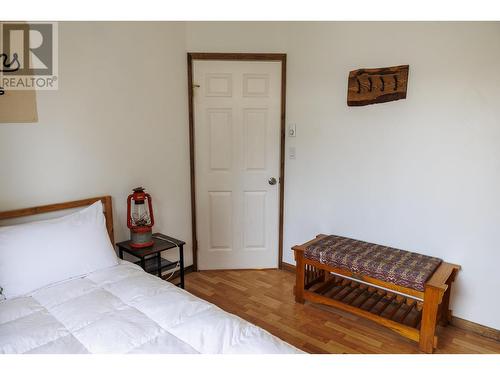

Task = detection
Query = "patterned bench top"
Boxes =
[304,235,442,292]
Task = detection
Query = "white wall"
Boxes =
[186,21,500,329]
[0,22,194,266]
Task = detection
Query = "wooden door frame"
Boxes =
[187,52,287,271]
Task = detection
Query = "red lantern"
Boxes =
[127,187,155,248]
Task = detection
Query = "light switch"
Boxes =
[289,146,296,159]
[288,123,296,137]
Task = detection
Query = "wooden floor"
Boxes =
[184,269,500,354]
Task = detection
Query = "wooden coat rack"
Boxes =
[347,65,409,106]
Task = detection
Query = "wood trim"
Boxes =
[0,196,114,244]
[187,52,287,271]
[187,53,198,271]
[188,53,286,61]
[281,262,296,274]
[193,267,278,272]
[451,316,500,342]
[278,55,287,270]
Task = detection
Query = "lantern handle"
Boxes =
[145,193,154,227]
[126,194,133,229]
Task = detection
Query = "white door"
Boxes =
[194,60,281,270]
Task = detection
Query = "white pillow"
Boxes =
[0,201,118,299]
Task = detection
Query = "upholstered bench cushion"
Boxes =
[305,235,442,291]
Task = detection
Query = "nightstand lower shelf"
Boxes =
[134,257,178,275]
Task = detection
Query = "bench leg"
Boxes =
[439,285,452,326]
[295,252,305,304]
[439,269,457,326]
[419,286,441,353]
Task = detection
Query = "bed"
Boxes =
[0,196,300,354]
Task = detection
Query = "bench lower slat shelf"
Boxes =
[293,234,461,353]
[360,291,386,311]
[303,289,421,343]
[305,276,423,331]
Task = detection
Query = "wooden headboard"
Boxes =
[0,196,115,245]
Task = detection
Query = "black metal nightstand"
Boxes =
[116,233,185,289]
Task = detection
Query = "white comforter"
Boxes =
[0,261,300,354]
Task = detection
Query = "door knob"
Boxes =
[268,177,277,185]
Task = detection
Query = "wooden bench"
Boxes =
[292,234,460,353]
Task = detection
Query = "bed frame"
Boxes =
[293,234,460,353]
[0,196,114,244]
